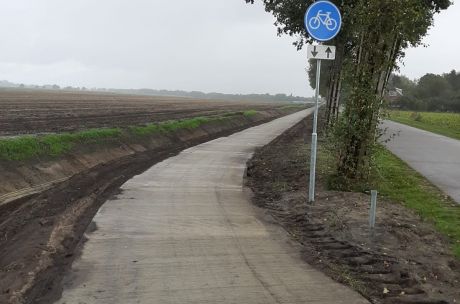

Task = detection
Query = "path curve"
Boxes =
[57,109,369,304]
[384,121,460,204]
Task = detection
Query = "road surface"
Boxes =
[384,120,460,203]
[57,109,369,304]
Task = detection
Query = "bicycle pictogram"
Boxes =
[304,1,342,42]
[308,10,338,31]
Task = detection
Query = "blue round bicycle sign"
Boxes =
[305,1,342,42]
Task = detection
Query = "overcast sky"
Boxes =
[399,1,460,80]
[0,1,459,97]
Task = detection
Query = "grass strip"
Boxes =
[129,116,215,136]
[0,111,265,161]
[243,110,258,117]
[390,111,460,140]
[374,147,460,258]
[315,140,460,258]
[0,128,122,161]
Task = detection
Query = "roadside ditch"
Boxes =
[0,108,301,304]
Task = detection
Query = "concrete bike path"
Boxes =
[384,121,460,204]
[57,109,369,304]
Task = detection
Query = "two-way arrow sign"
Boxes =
[307,45,336,60]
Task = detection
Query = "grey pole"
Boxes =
[369,190,378,229]
[309,58,321,203]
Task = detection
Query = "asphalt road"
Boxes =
[56,109,368,304]
[384,120,460,204]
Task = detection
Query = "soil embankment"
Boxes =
[0,109,296,304]
[246,117,460,304]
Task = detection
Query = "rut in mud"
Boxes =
[246,118,460,304]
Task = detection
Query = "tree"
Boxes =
[307,59,333,97]
[389,71,460,112]
[390,75,416,96]
[245,0,451,183]
[417,73,451,98]
[445,69,460,92]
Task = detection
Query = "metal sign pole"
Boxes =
[309,58,321,203]
[304,0,342,203]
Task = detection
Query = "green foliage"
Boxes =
[417,73,452,98]
[390,111,460,140]
[308,59,334,96]
[389,70,460,112]
[246,0,452,183]
[330,0,450,181]
[391,75,417,95]
[446,69,460,91]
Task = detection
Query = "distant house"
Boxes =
[385,87,403,103]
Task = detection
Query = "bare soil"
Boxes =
[246,118,460,304]
[0,112,288,304]
[0,89,284,136]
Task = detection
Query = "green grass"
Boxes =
[0,128,122,161]
[243,110,258,117]
[315,141,460,258]
[129,117,214,136]
[373,148,460,258]
[0,111,262,161]
[390,110,460,140]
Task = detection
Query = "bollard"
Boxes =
[308,133,318,202]
[369,190,378,229]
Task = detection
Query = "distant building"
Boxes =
[385,87,403,103]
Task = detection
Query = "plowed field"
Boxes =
[0,89,283,136]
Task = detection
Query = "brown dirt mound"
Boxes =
[245,118,460,304]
